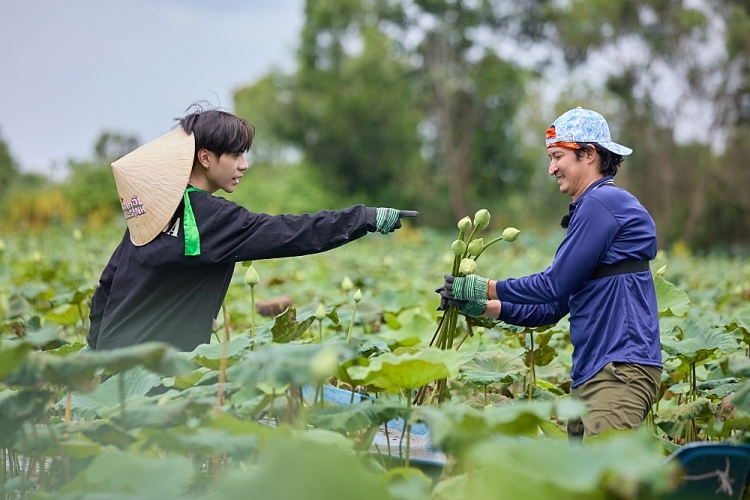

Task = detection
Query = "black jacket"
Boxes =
[88,190,377,351]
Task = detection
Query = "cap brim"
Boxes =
[600,142,632,156]
[111,128,195,246]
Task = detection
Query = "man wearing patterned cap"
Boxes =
[439,107,662,439]
[86,103,417,353]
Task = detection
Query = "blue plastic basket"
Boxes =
[301,384,446,478]
[664,442,750,499]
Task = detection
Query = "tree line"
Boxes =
[2,0,748,251]
[234,0,750,251]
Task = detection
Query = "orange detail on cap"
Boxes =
[546,127,556,140]
[547,141,582,150]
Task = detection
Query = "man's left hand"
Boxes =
[444,273,489,302]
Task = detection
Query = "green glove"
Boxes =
[444,273,489,302]
[436,286,486,317]
[457,299,486,317]
[374,208,419,234]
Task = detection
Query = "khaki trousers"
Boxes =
[568,362,662,440]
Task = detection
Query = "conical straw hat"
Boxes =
[111,127,195,246]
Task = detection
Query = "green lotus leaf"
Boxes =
[55,452,194,498]
[217,435,395,500]
[460,350,527,388]
[416,399,585,457]
[190,335,252,370]
[347,347,469,391]
[654,274,690,317]
[376,308,435,348]
[44,303,81,325]
[63,420,137,448]
[163,367,212,389]
[525,330,558,367]
[0,340,34,379]
[110,398,213,430]
[55,366,162,418]
[141,427,259,457]
[0,389,53,447]
[205,411,276,438]
[656,398,716,423]
[724,312,750,344]
[271,306,316,344]
[4,342,194,392]
[309,399,407,434]
[56,439,105,459]
[450,433,676,500]
[731,379,750,413]
[661,320,740,366]
[229,343,355,388]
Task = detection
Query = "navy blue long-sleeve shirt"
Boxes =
[88,191,378,351]
[496,176,662,387]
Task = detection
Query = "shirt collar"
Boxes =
[568,175,614,213]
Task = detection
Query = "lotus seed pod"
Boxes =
[473,209,491,230]
[501,227,520,242]
[451,239,467,256]
[467,238,484,256]
[457,216,472,232]
[353,289,362,302]
[459,258,477,275]
[341,276,354,292]
[244,264,260,286]
[315,303,326,321]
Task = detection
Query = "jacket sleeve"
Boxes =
[87,232,127,348]
[498,300,570,327]
[495,197,620,304]
[198,202,378,263]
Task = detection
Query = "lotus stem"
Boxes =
[528,331,535,401]
[405,393,412,468]
[345,297,360,345]
[217,302,231,409]
[65,392,72,423]
[118,372,127,429]
[250,285,256,339]
[455,320,473,351]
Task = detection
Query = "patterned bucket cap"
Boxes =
[546,107,632,156]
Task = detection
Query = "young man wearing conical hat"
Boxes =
[86,104,417,352]
[437,108,662,439]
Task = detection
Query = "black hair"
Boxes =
[176,102,254,161]
[573,143,623,177]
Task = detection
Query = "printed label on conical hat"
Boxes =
[111,127,195,246]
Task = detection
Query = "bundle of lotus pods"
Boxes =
[418,209,520,404]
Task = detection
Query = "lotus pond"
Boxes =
[1,219,750,499]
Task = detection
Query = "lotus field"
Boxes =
[1,213,750,499]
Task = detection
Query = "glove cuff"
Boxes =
[460,299,486,317]
[375,207,400,234]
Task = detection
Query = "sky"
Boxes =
[0,0,303,177]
